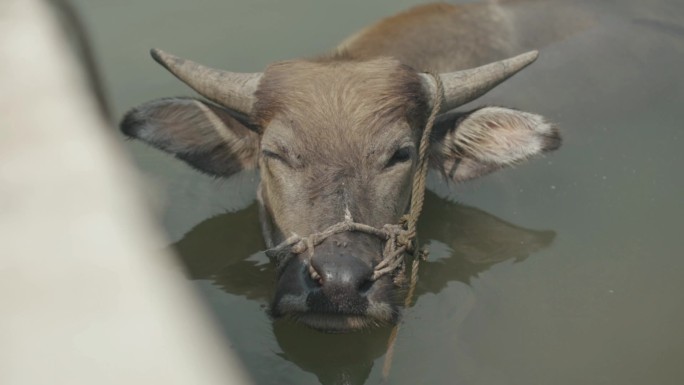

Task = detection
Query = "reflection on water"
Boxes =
[173,191,555,384]
[71,0,684,384]
[274,322,393,385]
[416,192,555,291]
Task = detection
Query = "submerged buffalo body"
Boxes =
[121,2,561,332]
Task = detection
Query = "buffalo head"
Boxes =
[120,49,559,332]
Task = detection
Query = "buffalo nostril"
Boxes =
[309,253,374,296]
[358,278,373,294]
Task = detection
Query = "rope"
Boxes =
[381,254,422,383]
[377,73,443,383]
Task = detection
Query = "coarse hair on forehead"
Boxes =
[252,55,430,133]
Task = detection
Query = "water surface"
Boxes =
[71,0,684,384]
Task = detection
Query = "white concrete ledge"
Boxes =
[0,1,252,384]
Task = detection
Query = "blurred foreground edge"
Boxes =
[0,1,253,384]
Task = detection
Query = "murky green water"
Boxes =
[71,0,684,383]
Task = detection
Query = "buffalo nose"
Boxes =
[309,253,374,295]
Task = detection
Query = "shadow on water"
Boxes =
[172,190,555,385]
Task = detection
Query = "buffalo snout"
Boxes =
[271,233,399,332]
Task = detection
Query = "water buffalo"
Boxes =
[120,2,561,332]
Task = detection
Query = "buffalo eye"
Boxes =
[262,149,291,167]
[385,146,412,168]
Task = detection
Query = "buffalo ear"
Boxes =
[120,97,259,177]
[430,106,561,182]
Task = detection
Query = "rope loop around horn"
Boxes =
[420,50,538,113]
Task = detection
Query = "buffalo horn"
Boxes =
[150,48,262,115]
[421,50,539,112]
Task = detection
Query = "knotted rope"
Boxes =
[376,73,444,385]
[265,73,444,282]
